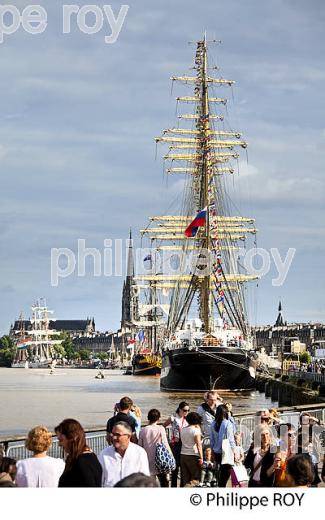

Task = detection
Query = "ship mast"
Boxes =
[201,34,211,333]
[137,37,258,339]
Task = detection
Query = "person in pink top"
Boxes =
[138,409,170,487]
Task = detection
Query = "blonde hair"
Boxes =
[204,391,220,401]
[252,425,275,450]
[131,405,142,418]
[26,426,52,454]
[234,432,242,444]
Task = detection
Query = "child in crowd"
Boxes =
[199,460,214,487]
[234,432,245,464]
[198,437,216,487]
[231,432,248,488]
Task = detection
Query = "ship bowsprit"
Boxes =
[160,346,256,392]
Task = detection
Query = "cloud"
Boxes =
[0,145,7,161]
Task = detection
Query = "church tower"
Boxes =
[275,301,286,327]
[121,230,138,333]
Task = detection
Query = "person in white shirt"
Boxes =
[15,426,65,487]
[98,421,150,487]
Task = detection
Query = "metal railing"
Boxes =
[2,404,325,461]
[272,370,325,384]
[293,371,325,383]
[4,432,107,461]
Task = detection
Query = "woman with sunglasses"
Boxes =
[264,423,297,487]
[164,401,190,487]
[55,418,102,487]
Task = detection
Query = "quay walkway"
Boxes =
[1,402,325,461]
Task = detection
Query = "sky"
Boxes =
[0,0,324,335]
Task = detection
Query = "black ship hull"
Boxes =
[160,346,255,392]
[132,354,161,376]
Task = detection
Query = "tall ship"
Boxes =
[136,36,259,391]
[11,299,62,368]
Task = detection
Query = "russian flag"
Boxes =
[184,208,207,237]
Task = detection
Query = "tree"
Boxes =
[96,352,108,362]
[61,334,76,360]
[299,351,312,364]
[53,344,66,359]
[0,335,17,367]
[79,349,91,361]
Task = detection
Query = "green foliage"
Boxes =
[96,352,108,362]
[78,349,91,361]
[53,344,66,358]
[299,351,312,364]
[61,334,76,360]
[0,335,17,367]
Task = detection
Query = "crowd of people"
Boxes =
[1,391,325,488]
[294,361,325,374]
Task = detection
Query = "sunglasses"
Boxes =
[182,408,190,412]
[111,433,130,438]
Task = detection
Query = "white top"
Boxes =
[234,445,244,463]
[252,451,263,481]
[16,456,65,487]
[170,414,188,443]
[180,426,201,456]
[98,442,150,487]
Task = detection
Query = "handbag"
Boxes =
[155,442,176,474]
[231,464,249,483]
[221,438,234,465]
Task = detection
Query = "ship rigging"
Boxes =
[135,36,259,391]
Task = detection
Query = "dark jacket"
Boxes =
[58,452,102,487]
[106,412,136,434]
[244,446,275,487]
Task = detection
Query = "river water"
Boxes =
[0,368,276,436]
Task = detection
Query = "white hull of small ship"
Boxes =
[11,359,52,369]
